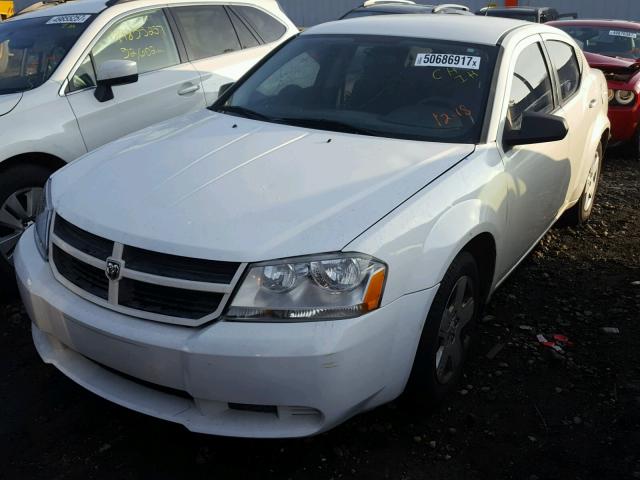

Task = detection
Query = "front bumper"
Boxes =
[16,228,436,438]
[608,104,640,143]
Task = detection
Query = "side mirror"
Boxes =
[94,60,138,102]
[503,112,569,148]
[218,82,234,98]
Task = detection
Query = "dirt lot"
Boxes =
[1,155,639,480]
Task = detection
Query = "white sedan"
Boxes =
[15,14,609,438]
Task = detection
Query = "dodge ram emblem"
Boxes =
[105,258,122,281]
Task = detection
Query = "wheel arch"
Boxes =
[0,152,67,175]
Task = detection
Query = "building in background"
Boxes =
[277,0,640,27]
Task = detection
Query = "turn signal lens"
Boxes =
[607,89,614,102]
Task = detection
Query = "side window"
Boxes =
[507,42,554,130]
[231,6,286,44]
[228,8,261,49]
[172,6,240,61]
[69,55,96,92]
[91,10,179,75]
[546,40,581,102]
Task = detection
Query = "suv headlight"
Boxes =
[34,178,53,261]
[225,253,387,322]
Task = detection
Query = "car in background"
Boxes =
[477,6,576,23]
[16,14,609,437]
[341,0,471,19]
[550,20,640,158]
[0,0,297,284]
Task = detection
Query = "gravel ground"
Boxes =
[1,156,639,480]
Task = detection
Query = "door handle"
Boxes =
[178,84,200,96]
[589,98,598,109]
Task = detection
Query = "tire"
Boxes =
[564,142,602,226]
[624,126,640,161]
[0,163,54,294]
[406,251,481,406]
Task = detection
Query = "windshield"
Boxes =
[214,35,498,143]
[0,14,93,95]
[483,10,537,22]
[556,25,640,60]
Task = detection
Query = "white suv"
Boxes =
[0,0,296,281]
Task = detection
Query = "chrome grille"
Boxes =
[50,214,244,326]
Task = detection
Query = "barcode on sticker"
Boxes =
[609,30,637,39]
[415,53,481,70]
[46,14,91,24]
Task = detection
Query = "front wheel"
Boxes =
[564,142,602,226]
[407,251,481,405]
[0,164,53,290]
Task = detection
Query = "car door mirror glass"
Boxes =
[503,111,569,147]
[94,59,138,102]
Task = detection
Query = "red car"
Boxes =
[549,20,640,158]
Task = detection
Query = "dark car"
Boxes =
[476,6,577,23]
[341,0,471,20]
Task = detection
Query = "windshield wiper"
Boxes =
[214,105,272,121]
[278,118,383,137]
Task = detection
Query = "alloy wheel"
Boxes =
[0,187,43,265]
[583,149,600,212]
[435,275,475,385]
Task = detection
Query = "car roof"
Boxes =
[11,0,280,20]
[549,19,640,29]
[305,14,531,45]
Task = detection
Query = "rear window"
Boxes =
[231,6,286,43]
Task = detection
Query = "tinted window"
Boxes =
[228,9,260,49]
[341,10,391,19]
[92,10,179,75]
[216,35,498,143]
[507,43,554,130]
[483,10,537,22]
[232,6,286,43]
[546,40,580,101]
[172,6,240,60]
[0,14,94,94]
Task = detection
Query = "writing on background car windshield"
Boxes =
[609,30,638,39]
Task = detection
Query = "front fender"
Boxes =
[346,148,507,305]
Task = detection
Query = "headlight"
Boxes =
[225,253,387,322]
[614,89,635,105]
[34,178,53,261]
[608,89,615,102]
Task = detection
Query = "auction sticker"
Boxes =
[609,30,637,39]
[415,53,481,70]
[46,14,91,24]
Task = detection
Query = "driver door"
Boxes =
[498,36,571,274]
[65,8,205,151]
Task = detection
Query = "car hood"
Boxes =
[585,52,640,80]
[0,93,22,117]
[53,110,474,262]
